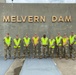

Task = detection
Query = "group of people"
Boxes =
[3,32,76,60]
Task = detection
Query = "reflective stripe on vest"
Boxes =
[33,37,39,45]
[14,38,21,48]
[69,35,75,44]
[4,37,11,46]
[41,37,48,45]
[49,39,55,48]
[63,37,68,46]
[23,37,30,46]
[56,36,62,46]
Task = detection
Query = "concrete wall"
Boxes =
[0,4,76,56]
[0,0,6,3]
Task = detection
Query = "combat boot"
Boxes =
[4,57,7,60]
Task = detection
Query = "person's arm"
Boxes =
[72,37,76,45]
[3,38,8,47]
[3,38,6,44]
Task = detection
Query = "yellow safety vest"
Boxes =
[56,36,62,46]
[4,37,11,46]
[41,37,48,45]
[49,39,55,48]
[14,38,21,48]
[74,35,76,44]
[32,37,39,45]
[69,35,75,44]
[23,37,30,46]
[63,37,68,46]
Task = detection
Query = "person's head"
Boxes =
[64,33,67,38]
[57,32,60,37]
[43,34,46,38]
[16,35,19,39]
[71,31,74,36]
[26,34,28,38]
[34,33,37,38]
[6,33,9,38]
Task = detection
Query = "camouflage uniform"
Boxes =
[13,38,21,59]
[41,37,48,58]
[41,45,48,58]
[23,46,30,57]
[49,39,55,58]
[4,37,12,60]
[33,45,39,57]
[55,36,63,58]
[62,37,69,59]
[69,35,76,59]
[23,37,30,57]
[32,36,39,58]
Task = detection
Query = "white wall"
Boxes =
[6,0,76,3]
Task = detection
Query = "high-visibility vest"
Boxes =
[56,36,62,46]
[14,38,21,48]
[23,37,30,46]
[63,37,68,46]
[74,35,76,44]
[41,37,48,45]
[49,39,55,48]
[4,37,11,46]
[32,37,39,45]
[69,35,75,44]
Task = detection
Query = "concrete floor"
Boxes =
[54,58,76,75]
[0,57,14,75]
[5,58,25,75]
[19,58,61,75]
[5,58,76,75]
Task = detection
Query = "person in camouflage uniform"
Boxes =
[4,33,12,60]
[40,34,48,58]
[69,32,76,60]
[49,36,55,58]
[23,34,31,57]
[32,33,39,58]
[13,35,21,59]
[55,32,63,59]
[62,33,69,59]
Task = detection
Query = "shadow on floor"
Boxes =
[14,66,22,75]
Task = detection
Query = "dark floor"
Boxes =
[14,66,22,75]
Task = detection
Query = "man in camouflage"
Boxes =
[23,34,30,57]
[49,36,55,58]
[4,33,12,60]
[55,32,63,59]
[69,32,76,60]
[41,34,48,58]
[32,33,39,58]
[13,35,21,59]
[62,33,69,59]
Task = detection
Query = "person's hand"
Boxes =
[26,45,28,47]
